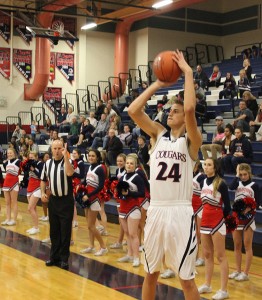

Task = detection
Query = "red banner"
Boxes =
[56,53,74,83]
[13,49,32,81]
[52,16,77,50]
[0,11,11,43]
[0,48,10,79]
[49,52,56,83]
[43,87,62,113]
[13,16,32,45]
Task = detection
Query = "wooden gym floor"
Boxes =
[0,197,262,300]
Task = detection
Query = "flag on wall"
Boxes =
[0,11,11,43]
[52,16,77,50]
[56,53,74,83]
[13,17,32,45]
[43,87,62,114]
[49,52,56,84]
[13,49,32,81]
[0,48,10,79]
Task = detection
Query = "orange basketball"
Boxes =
[153,51,182,82]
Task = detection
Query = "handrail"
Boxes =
[195,43,208,65]
[234,42,261,57]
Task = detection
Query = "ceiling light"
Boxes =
[81,22,97,30]
[152,0,173,9]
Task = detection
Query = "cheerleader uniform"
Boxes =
[118,172,145,219]
[115,167,126,208]
[192,172,206,217]
[229,177,260,231]
[27,160,43,198]
[85,163,105,211]
[200,176,231,235]
[3,158,21,192]
[70,158,85,194]
[135,167,150,210]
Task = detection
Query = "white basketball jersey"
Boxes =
[150,130,195,205]
[193,173,202,196]
[235,181,255,201]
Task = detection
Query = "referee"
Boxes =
[40,140,75,270]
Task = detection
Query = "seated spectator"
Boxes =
[251,45,259,58]
[27,138,39,153]
[208,65,221,88]
[104,129,123,165]
[249,102,262,141]
[194,80,206,101]
[102,122,120,149]
[194,65,209,90]
[233,100,254,131]
[9,137,19,154]
[12,124,23,140]
[221,124,236,157]
[88,111,98,128]
[136,135,150,176]
[237,69,251,98]
[39,118,56,144]
[107,99,121,116]
[45,130,59,145]
[59,107,76,133]
[219,72,237,99]
[94,99,106,121]
[152,104,164,123]
[56,106,67,129]
[242,91,258,119]
[106,102,118,118]
[195,93,207,119]
[243,58,253,83]
[221,126,253,174]
[74,119,95,147]
[201,116,225,160]
[116,124,132,147]
[67,116,79,146]
[90,113,109,149]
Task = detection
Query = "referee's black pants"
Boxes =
[48,194,74,263]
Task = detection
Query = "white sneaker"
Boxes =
[198,284,212,294]
[117,255,133,263]
[132,257,140,267]
[7,220,16,226]
[28,228,40,235]
[160,269,176,279]
[122,240,127,245]
[1,219,10,225]
[139,245,144,252]
[235,272,249,281]
[195,258,205,266]
[229,271,240,279]
[94,248,108,256]
[96,225,104,233]
[42,216,49,222]
[39,216,47,221]
[110,242,123,249]
[26,227,34,233]
[72,221,78,228]
[42,237,51,243]
[212,290,229,300]
[80,247,95,254]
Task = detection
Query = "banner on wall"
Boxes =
[0,48,11,79]
[43,87,62,113]
[13,49,32,81]
[49,52,56,83]
[14,18,32,45]
[0,11,11,43]
[52,16,77,49]
[56,53,74,83]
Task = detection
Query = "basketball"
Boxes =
[153,51,182,82]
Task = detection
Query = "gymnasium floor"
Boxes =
[0,198,261,300]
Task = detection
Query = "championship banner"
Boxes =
[52,16,77,49]
[43,87,62,113]
[14,18,32,45]
[0,48,11,79]
[13,49,32,81]
[49,52,56,83]
[0,11,11,43]
[56,53,74,83]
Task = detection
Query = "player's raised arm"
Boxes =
[172,50,202,160]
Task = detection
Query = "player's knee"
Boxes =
[180,278,196,291]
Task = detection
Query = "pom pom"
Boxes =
[75,185,90,209]
[110,180,119,199]
[232,199,246,214]
[225,215,238,233]
[116,181,129,200]
[233,197,256,220]
[244,197,256,211]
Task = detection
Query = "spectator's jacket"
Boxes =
[229,135,253,159]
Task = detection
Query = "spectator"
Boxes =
[28,138,39,153]
[249,102,262,141]
[194,65,209,90]
[30,120,37,141]
[56,107,67,129]
[90,114,109,149]
[12,124,23,140]
[88,111,98,128]
[74,119,95,147]
[219,73,237,99]
[136,135,150,176]
[152,104,164,123]
[243,58,253,83]
[242,91,258,119]
[117,124,133,147]
[194,80,206,101]
[108,99,121,116]
[94,99,106,121]
[104,129,123,165]
[237,69,251,98]
[59,107,76,133]
[221,124,236,157]
[67,116,79,146]
[208,65,221,88]
[220,126,253,174]
[233,100,254,131]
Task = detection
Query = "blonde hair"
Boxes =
[238,163,252,179]
[29,151,38,159]
[117,153,126,162]
[127,153,148,179]
[126,153,138,168]
[242,91,256,100]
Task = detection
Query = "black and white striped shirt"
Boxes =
[41,158,73,197]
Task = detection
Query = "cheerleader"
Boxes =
[39,152,50,222]
[26,151,43,235]
[110,153,126,249]
[1,148,21,226]
[198,158,231,300]
[70,149,85,228]
[117,154,145,267]
[228,163,260,281]
[80,149,108,256]
[192,160,206,267]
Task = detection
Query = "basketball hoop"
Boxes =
[51,20,65,35]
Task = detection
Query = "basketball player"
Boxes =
[128,50,202,300]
